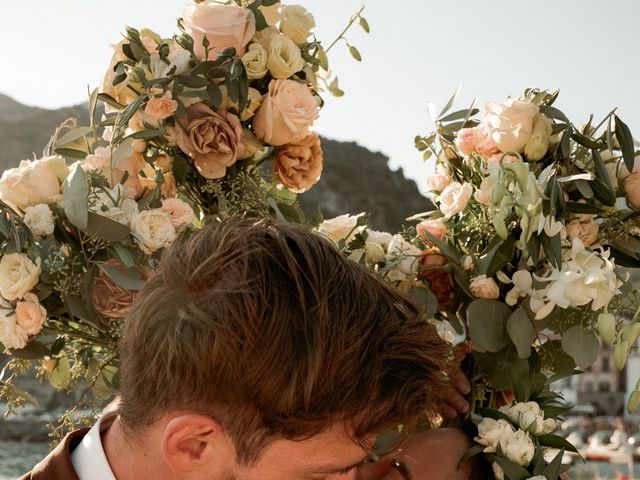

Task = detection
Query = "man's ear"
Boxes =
[161,413,232,474]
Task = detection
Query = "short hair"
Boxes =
[118,217,453,462]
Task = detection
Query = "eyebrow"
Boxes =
[313,455,369,475]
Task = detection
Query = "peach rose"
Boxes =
[161,198,195,232]
[182,3,256,59]
[417,219,446,241]
[161,173,178,198]
[619,154,640,179]
[274,132,323,193]
[15,293,46,336]
[145,90,178,121]
[84,147,145,198]
[455,128,480,155]
[566,215,599,246]
[92,261,140,319]
[253,79,319,146]
[170,103,244,179]
[476,137,500,157]
[624,172,640,209]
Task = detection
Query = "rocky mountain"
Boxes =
[0,93,432,232]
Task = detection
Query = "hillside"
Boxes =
[0,94,432,232]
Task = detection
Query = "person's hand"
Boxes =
[356,429,474,480]
[438,347,470,420]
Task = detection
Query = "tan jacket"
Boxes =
[18,428,89,480]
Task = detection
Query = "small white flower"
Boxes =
[316,213,365,244]
[23,204,55,236]
[499,429,535,466]
[475,418,515,452]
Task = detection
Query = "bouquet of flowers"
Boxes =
[318,88,640,478]
[0,0,368,430]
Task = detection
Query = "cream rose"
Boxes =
[280,5,316,43]
[455,128,480,155]
[242,43,269,80]
[0,303,28,351]
[161,198,195,232]
[23,204,55,236]
[524,113,552,161]
[274,132,323,193]
[0,156,68,210]
[566,215,599,246]
[439,182,473,218]
[317,214,365,244]
[470,275,500,299]
[130,209,177,254]
[0,254,41,301]
[169,103,244,179]
[253,79,319,146]
[483,98,539,153]
[267,34,305,79]
[475,418,515,451]
[182,3,256,59]
[15,293,46,336]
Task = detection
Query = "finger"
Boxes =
[439,403,459,420]
[440,386,469,414]
[451,369,471,395]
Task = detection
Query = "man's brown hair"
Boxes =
[119,217,452,462]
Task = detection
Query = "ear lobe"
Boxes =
[162,414,227,474]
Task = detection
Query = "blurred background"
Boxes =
[1,1,640,478]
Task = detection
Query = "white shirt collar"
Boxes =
[70,413,118,480]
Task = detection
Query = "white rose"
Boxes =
[499,430,535,466]
[483,98,539,153]
[242,43,269,79]
[23,204,55,236]
[317,214,365,244]
[0,254,41,301]
[470,275,500,299]
[475,418,515,452]
[130,209,177,254]
[100,198,140,226]
[280,4,316,43]
[0,156,68,210]
[524,113,553,161]
[267,34,305,79]
[387,234,422,280]
[0,302,28,352]
[439,182,473,218]
[499,402,556,435]
[182,3,256,59]
[425,173,450,192]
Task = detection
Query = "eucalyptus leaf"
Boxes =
[467,300,511,352]
[561,326,599,369]
[54,147,88,160]
[82,212,131,242]
[56,127,92,147]
[99,263,145,291]
[63,164,89,229]
[48,357,71,390]
[10,341,51,360]
[506,307,536,359]
[540,105,570,124]
[410,287,438,318]
[111,137,135,169]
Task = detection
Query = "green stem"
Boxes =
[325,5,365,53]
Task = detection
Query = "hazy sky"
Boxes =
[1,0,639,192]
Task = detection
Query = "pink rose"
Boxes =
[161,198,195,232]
[182,3,256,59]
[619,155,640,179]
[170,103,244,179]
[417,219,446,241]
[624,172,640,209]
[253,79,319,146]
[425,173,450,193]
[476,137,500,157]
[15,293,46,336]
[145,90,178,121]
[274,132,323,193]
[84,147,145,198]
[455,128,480,155]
